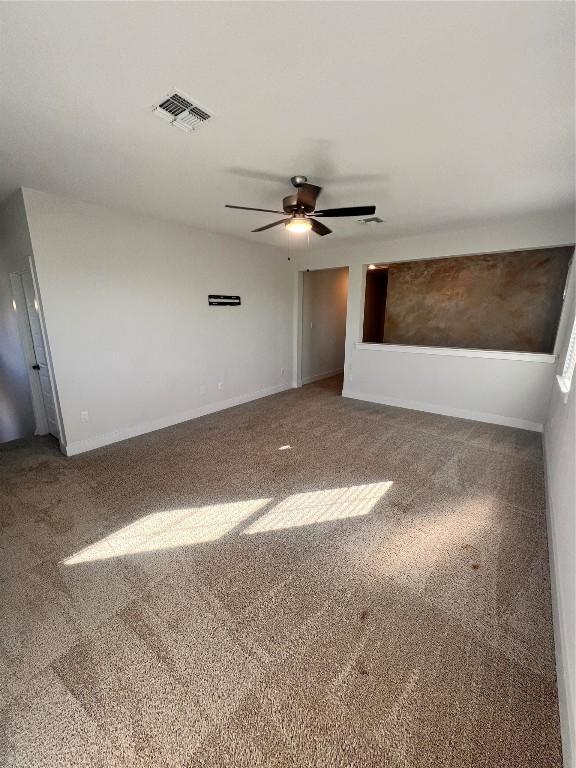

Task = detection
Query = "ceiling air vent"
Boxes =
[359,216,384,224]
[152,90,212,133]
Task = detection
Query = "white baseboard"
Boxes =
[341,388,543,432]
[542,435,574,768]
[301,368,344,385]
[61,382,292,456]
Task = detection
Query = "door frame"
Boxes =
[294,265,350,390]
[293,270,304,388]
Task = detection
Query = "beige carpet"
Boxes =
[0,377,561,767]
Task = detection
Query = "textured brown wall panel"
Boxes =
[382,246,573,353]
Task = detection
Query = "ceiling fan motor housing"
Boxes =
[283,194,315,214]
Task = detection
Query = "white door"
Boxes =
[19,273,61,439]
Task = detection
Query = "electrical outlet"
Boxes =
[280,367,286,376]
[80,410,89,423]
[217,382,224,391]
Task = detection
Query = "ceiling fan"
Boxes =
[225,175,376,236]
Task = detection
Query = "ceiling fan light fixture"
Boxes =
[285,216,312,234]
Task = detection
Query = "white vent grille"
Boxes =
[152,90,212,133]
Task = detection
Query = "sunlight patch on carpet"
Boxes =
[244,481,393,534]
[62,497,272,565]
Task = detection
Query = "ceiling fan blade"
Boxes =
[310,218,332,237]
[226,204,285,214]
[296,183,322,211]
[314,205,376,218]
[227,168,289,184]
[251,218,290,233]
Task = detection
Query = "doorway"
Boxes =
[10,271,60,439]
[300,267,349,393]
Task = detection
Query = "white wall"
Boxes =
[292,209,575,430]
[23,188,293,455]
[301,267,348,384]
[544,263,576,768]
[0,190,36,443]
[348,344,555,430]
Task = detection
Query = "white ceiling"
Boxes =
[0,1,574,248]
